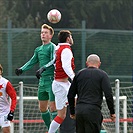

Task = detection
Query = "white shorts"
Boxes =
[0,114,10,128]
[52,80,71,110]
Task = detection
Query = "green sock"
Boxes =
[41,110,51,129]
[51,111,57,120]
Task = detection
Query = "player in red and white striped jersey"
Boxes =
[0,64,17,133]
[48,30,75,133]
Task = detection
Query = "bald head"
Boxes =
[86,54,101,68]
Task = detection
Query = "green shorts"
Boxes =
[38,77,55,101]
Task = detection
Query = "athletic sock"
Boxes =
[51,111,57,120]
[41,110,51,129]
[48,116,63,133]
[51,112,59,133]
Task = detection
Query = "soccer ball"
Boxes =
[47,9,61,24]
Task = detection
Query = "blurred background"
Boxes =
[0,0,132,84]
[0,0,132,132]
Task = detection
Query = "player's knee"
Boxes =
[49,101,56,112]
[2,127,10,133]
[49,105,56,112]
[39,106,48,112]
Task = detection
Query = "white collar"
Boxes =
[58,43,70,46]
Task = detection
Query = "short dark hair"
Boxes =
[58,30,71,43]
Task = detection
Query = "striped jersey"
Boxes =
[55,43,75,80]
[0,76,17,116]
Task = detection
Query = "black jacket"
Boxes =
[67,67,115,115]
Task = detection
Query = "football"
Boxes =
[47,9,61,24]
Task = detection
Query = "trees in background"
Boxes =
[0,0,132,29]
[0,0,132,83]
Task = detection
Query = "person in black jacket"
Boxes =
[67,54,116,133]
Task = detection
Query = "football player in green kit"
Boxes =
[15,24,57,132]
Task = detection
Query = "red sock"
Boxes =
[54,116,64,124]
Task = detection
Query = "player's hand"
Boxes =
[7,111,14,121]
[15,68,23,76]
[36,67,46,79]
[70,114,76,120]
[110,114,116,122]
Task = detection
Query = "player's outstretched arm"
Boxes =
[15,68,23,76]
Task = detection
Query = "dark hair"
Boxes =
[58,30,71,43]
[0,64,3,73]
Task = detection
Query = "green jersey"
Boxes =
[20,42,56,78]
